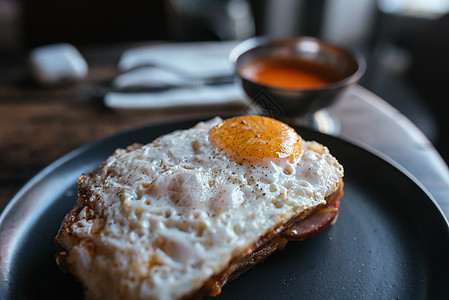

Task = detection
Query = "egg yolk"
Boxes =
[208,116,302,164]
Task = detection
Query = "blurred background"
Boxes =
[0,0,448,162]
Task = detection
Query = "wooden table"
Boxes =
[1,41,449,220]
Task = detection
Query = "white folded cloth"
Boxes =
[117,41,238,78]
[104,84,246,109]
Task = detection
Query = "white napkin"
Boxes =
[104,84,246,109]
[117,41,239,79]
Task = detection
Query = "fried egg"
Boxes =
[55,116,343,300]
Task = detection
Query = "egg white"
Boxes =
[66,117,343,300]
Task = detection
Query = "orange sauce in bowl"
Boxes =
[239,57,344,89]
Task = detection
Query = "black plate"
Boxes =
[1,118,449,300]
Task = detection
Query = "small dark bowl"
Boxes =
[229,36,366,119]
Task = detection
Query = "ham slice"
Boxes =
[282,180,343,240]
